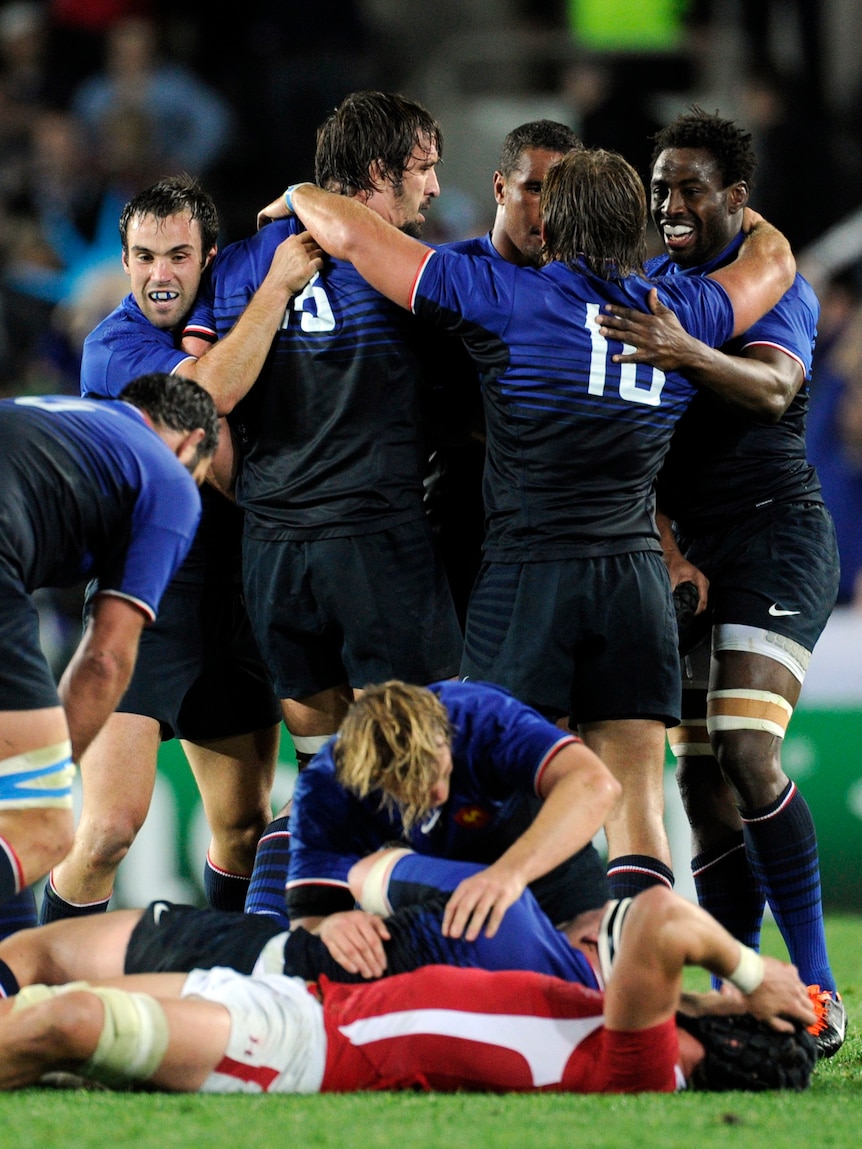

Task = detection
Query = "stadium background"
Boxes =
[3,0,861,910]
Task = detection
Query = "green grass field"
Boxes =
[1,914,859,1149]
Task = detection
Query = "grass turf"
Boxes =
[1,915,858,1149]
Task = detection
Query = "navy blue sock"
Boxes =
[607,855,674,898]
[39,878,111,925]
[692,832,765,949]
[0,888,37,942]
[742,780,835,990]
[692,831,766,989]
[244,816,292,926]
[203,854,250,912]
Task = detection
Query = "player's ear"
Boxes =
[727,181,749,215]
[493,170,506,205]
[202,244,218,270]
[175,427,206,468]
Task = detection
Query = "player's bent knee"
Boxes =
[0,743,75,810]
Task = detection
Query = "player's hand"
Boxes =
[317,910,391,979]
[442,866,526,942]
[736,955,816,1033]
[596,289,699,371]
[268,231,325,295]
[665,552,709,613]
[257,190,293,230]
[741,206,764,233]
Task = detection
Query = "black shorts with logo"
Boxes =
[680,502,839,653]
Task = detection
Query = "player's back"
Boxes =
[412,251,732,557]
[0,394,200,605]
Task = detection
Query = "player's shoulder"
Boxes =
[83,294,144,342]
[781,271,820,317]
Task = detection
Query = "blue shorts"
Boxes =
[107,580,281,741]
[462,550,680,725]
[243,518,463,699]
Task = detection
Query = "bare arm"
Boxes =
[597,289,804,419]
[289,183,430,310]
[57,596,147,762]
[204,417,238,501]
[442,741,622,942]
[604,886,816,1034]
[178,232,325,414]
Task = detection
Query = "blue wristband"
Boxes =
[283,183,311,215]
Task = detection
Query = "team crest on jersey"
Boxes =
[453,805,492,829]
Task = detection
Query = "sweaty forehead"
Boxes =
[129,211,200,240]
[405,135,439,168]
[651,147,723,187]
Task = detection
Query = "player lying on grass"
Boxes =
[0,883,816,1094]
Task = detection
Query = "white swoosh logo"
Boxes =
[152,901,170,924]
[769,604,801,617]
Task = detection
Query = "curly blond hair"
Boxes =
[333,681,452,831]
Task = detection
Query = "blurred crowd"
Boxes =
[1,0,861,615]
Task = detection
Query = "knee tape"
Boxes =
[667,720,711,759]
[81,986,170,1084]
[290,734,332,762]
[707,689,793,739]
[359,848,415,917]
[12,981,91,1010]
[0,742,75,809]
[712,624,811,684]
[13,981,169,1085]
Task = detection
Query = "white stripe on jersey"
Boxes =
[338,1009,604,1087]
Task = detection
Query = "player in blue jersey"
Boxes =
[266,148,795,907]
[282,679,619,964]
[182,92,463,776]
[0,373,217,931]
[40,177,323,928]
[595,108,845,1058]
[429,120,583,626]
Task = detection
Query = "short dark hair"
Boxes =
[119,174,220,258]
[119,373,219,464]
[650,107,757,188]
[541,148,647,278]
[314,90,442,196]
[498,120,582,177]
[677,1011,817,1092]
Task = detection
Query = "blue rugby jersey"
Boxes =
[82,293,245,587]
[286,679,579,918]
[184,219,433,540]
[648,236,823,534]
[409,249,735,560]
[0,394,201,618]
